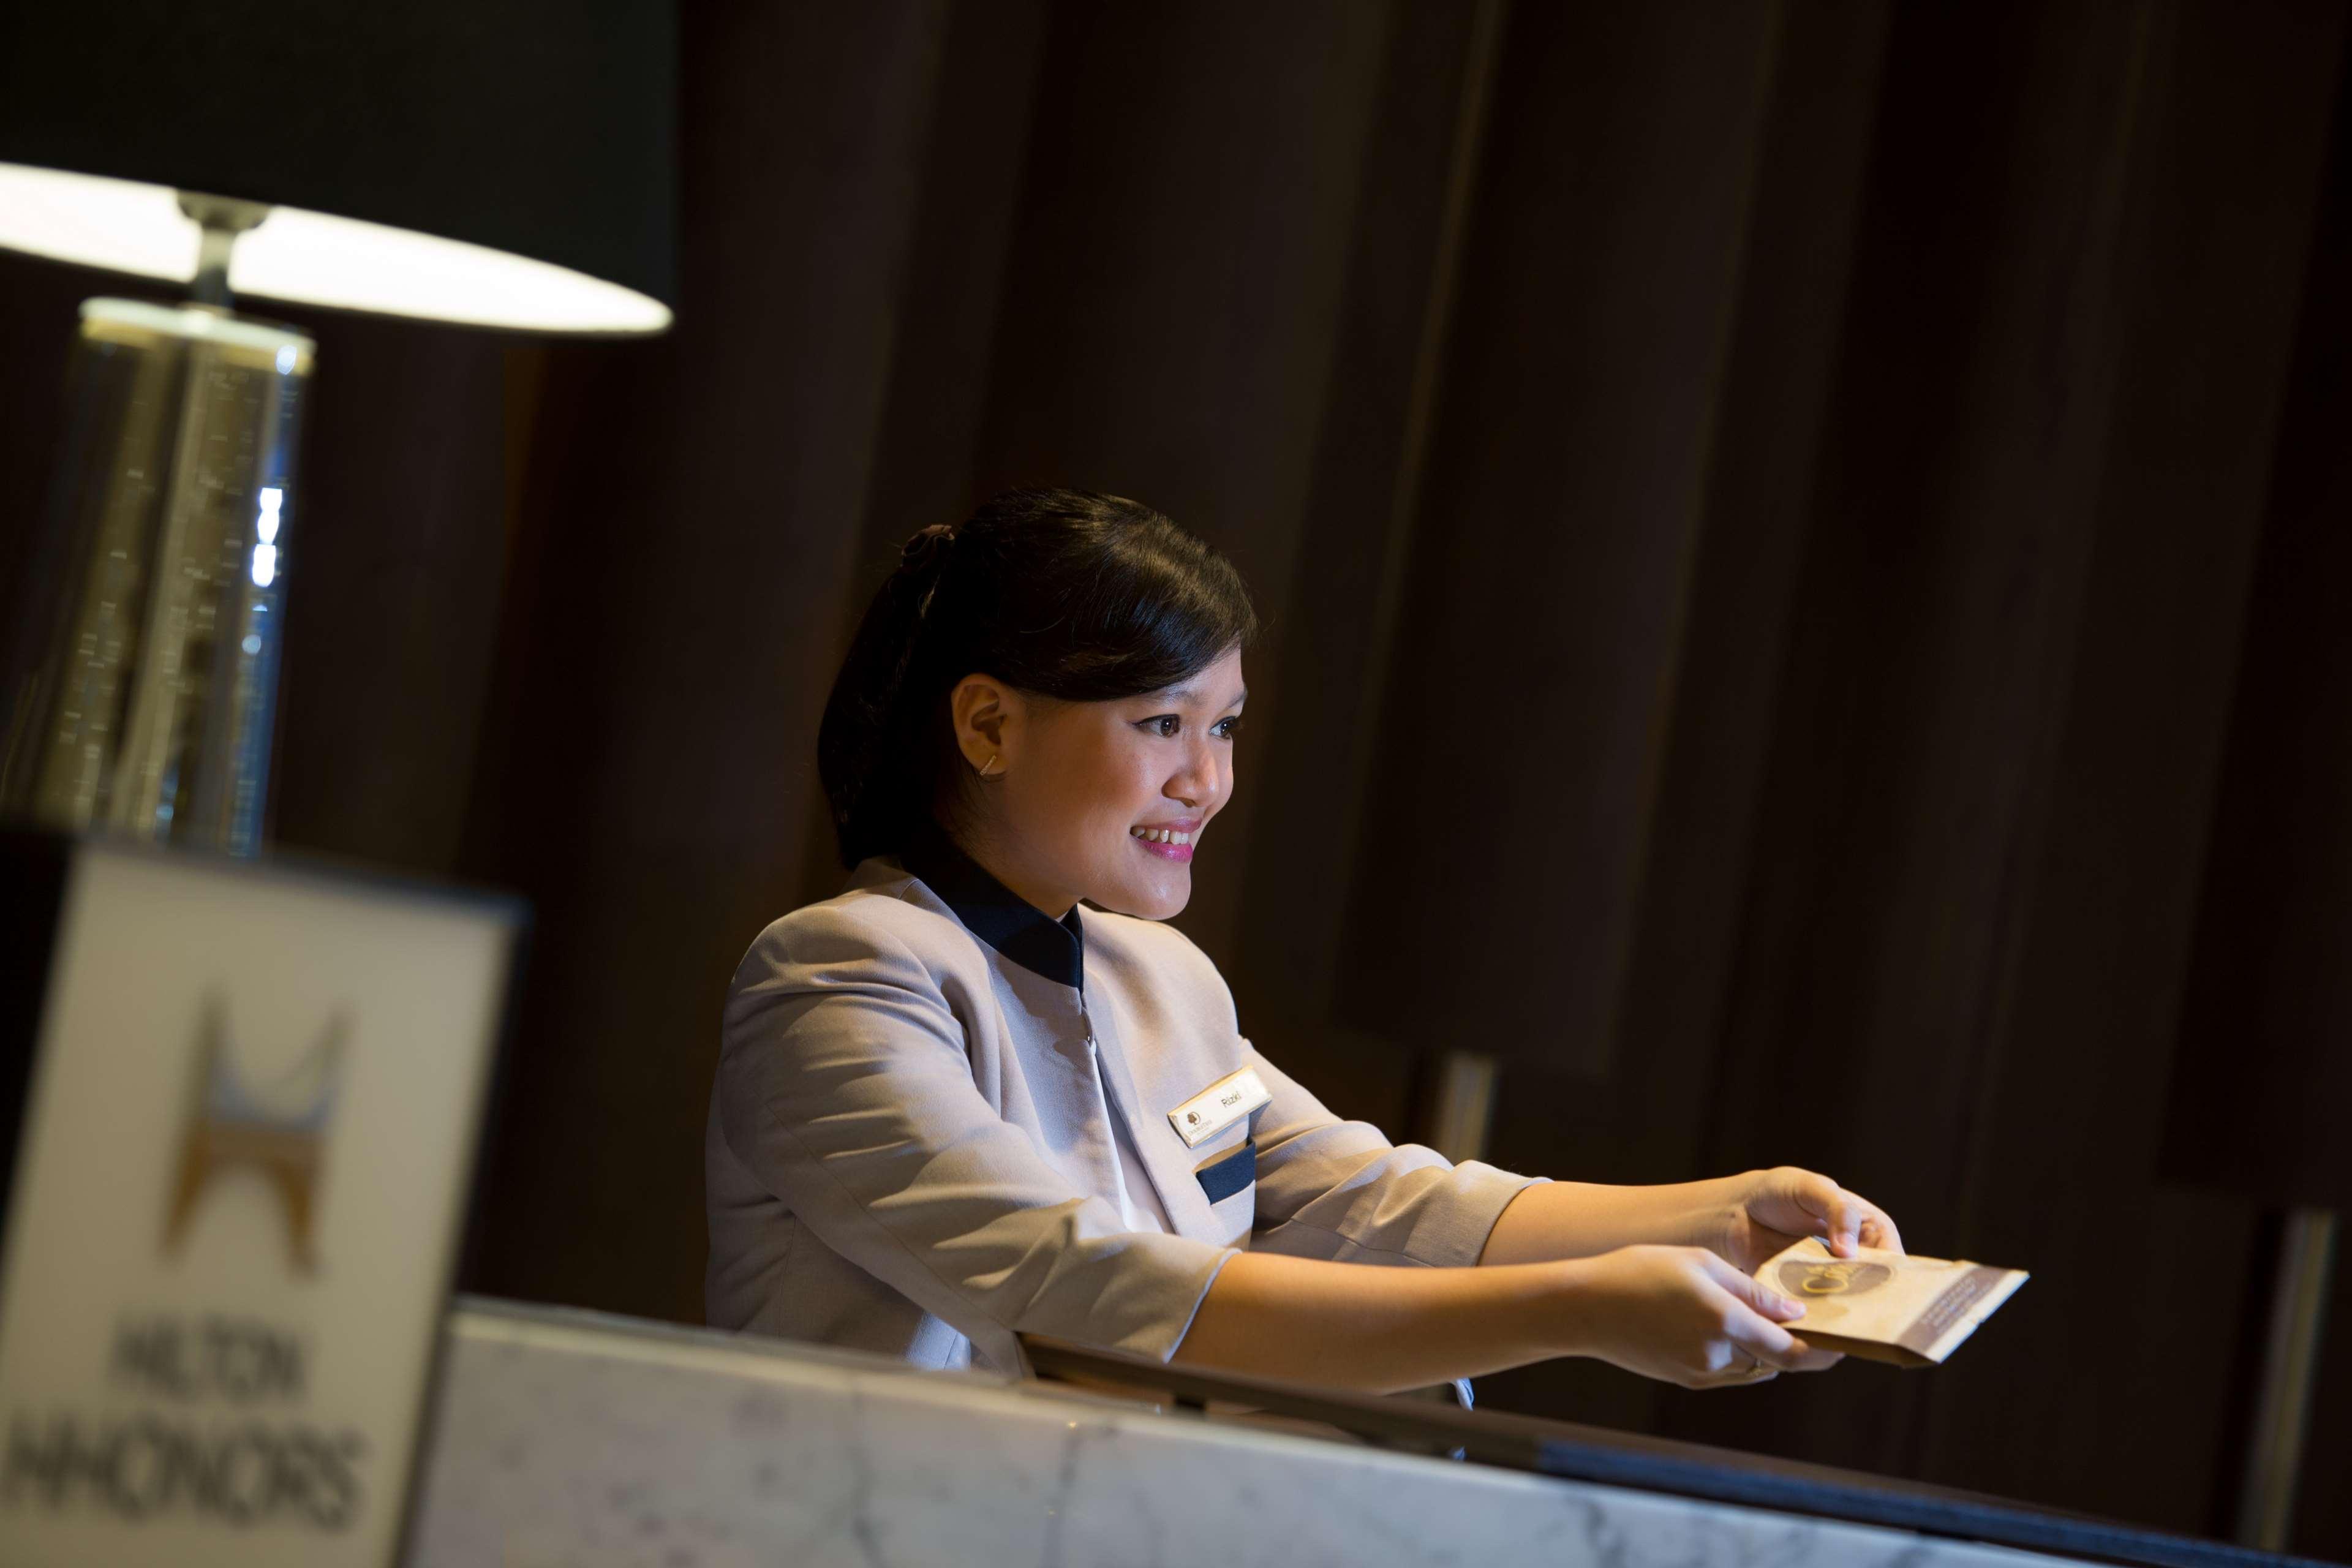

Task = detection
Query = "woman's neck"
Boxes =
[946,823,1079,921]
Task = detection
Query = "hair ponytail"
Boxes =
[816,488,1255,867]
[815,526,959,866]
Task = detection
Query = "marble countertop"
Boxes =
[402,1297,2085,1568]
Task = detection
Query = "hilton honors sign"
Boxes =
[0,838,518,1566]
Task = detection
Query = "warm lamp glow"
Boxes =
[0,162,673,335]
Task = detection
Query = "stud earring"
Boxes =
[979,754,1003,778]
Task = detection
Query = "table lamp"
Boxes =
[0,0,675,853]
[0,9,669,1564]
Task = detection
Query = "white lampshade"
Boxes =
[0,163,671,336]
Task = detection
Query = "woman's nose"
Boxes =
[1169,741,1223,809]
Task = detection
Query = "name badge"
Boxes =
[1167,1067,1271,1148]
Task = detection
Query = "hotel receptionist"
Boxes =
[706,488,1901,1394]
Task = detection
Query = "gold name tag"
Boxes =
[1167,1067,1271,1148]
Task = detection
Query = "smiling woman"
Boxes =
[937,644,1246,920]
[705,488,1903,1394]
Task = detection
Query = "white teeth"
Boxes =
[1131,827,1193,845]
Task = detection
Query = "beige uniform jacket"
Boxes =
[705,831,1543,1374]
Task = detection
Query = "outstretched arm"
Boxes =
[1477,1167,1905,1272]
[1173,1243,1838,1393]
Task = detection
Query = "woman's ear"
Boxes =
[949,674,1020,775]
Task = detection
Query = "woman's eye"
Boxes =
[1137,715,1181,738]
[1213,716,1242,739]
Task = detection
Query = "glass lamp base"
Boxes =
[0,298,313,854]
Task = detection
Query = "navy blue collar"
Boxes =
[901,824,1084,990]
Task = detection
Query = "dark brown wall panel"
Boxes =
[1232,0,1506,1127]
[1335,2,1783,1079]
[1666,1,2344,1528]
[1913,0,2345,1524]
[1684,0,2174,1486]
[2165,11,2352,1219]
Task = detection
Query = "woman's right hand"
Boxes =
[1554,1244,1843,1388]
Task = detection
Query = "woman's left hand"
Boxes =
[1702,1167,1904,1273]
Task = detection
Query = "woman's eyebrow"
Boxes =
[1153,682,1248,707]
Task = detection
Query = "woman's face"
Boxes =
[954,647,1246,920]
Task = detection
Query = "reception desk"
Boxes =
[405,1298,2312,1568]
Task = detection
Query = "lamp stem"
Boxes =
[176,192,272,311]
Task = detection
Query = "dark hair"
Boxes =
[817,488,1257,866]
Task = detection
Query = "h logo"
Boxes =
[161,992,348,1273]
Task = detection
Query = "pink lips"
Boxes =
[1131,821,1200,864]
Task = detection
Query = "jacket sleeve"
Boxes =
[714,912,1236,1368]
[1245,1044,1547,1268]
